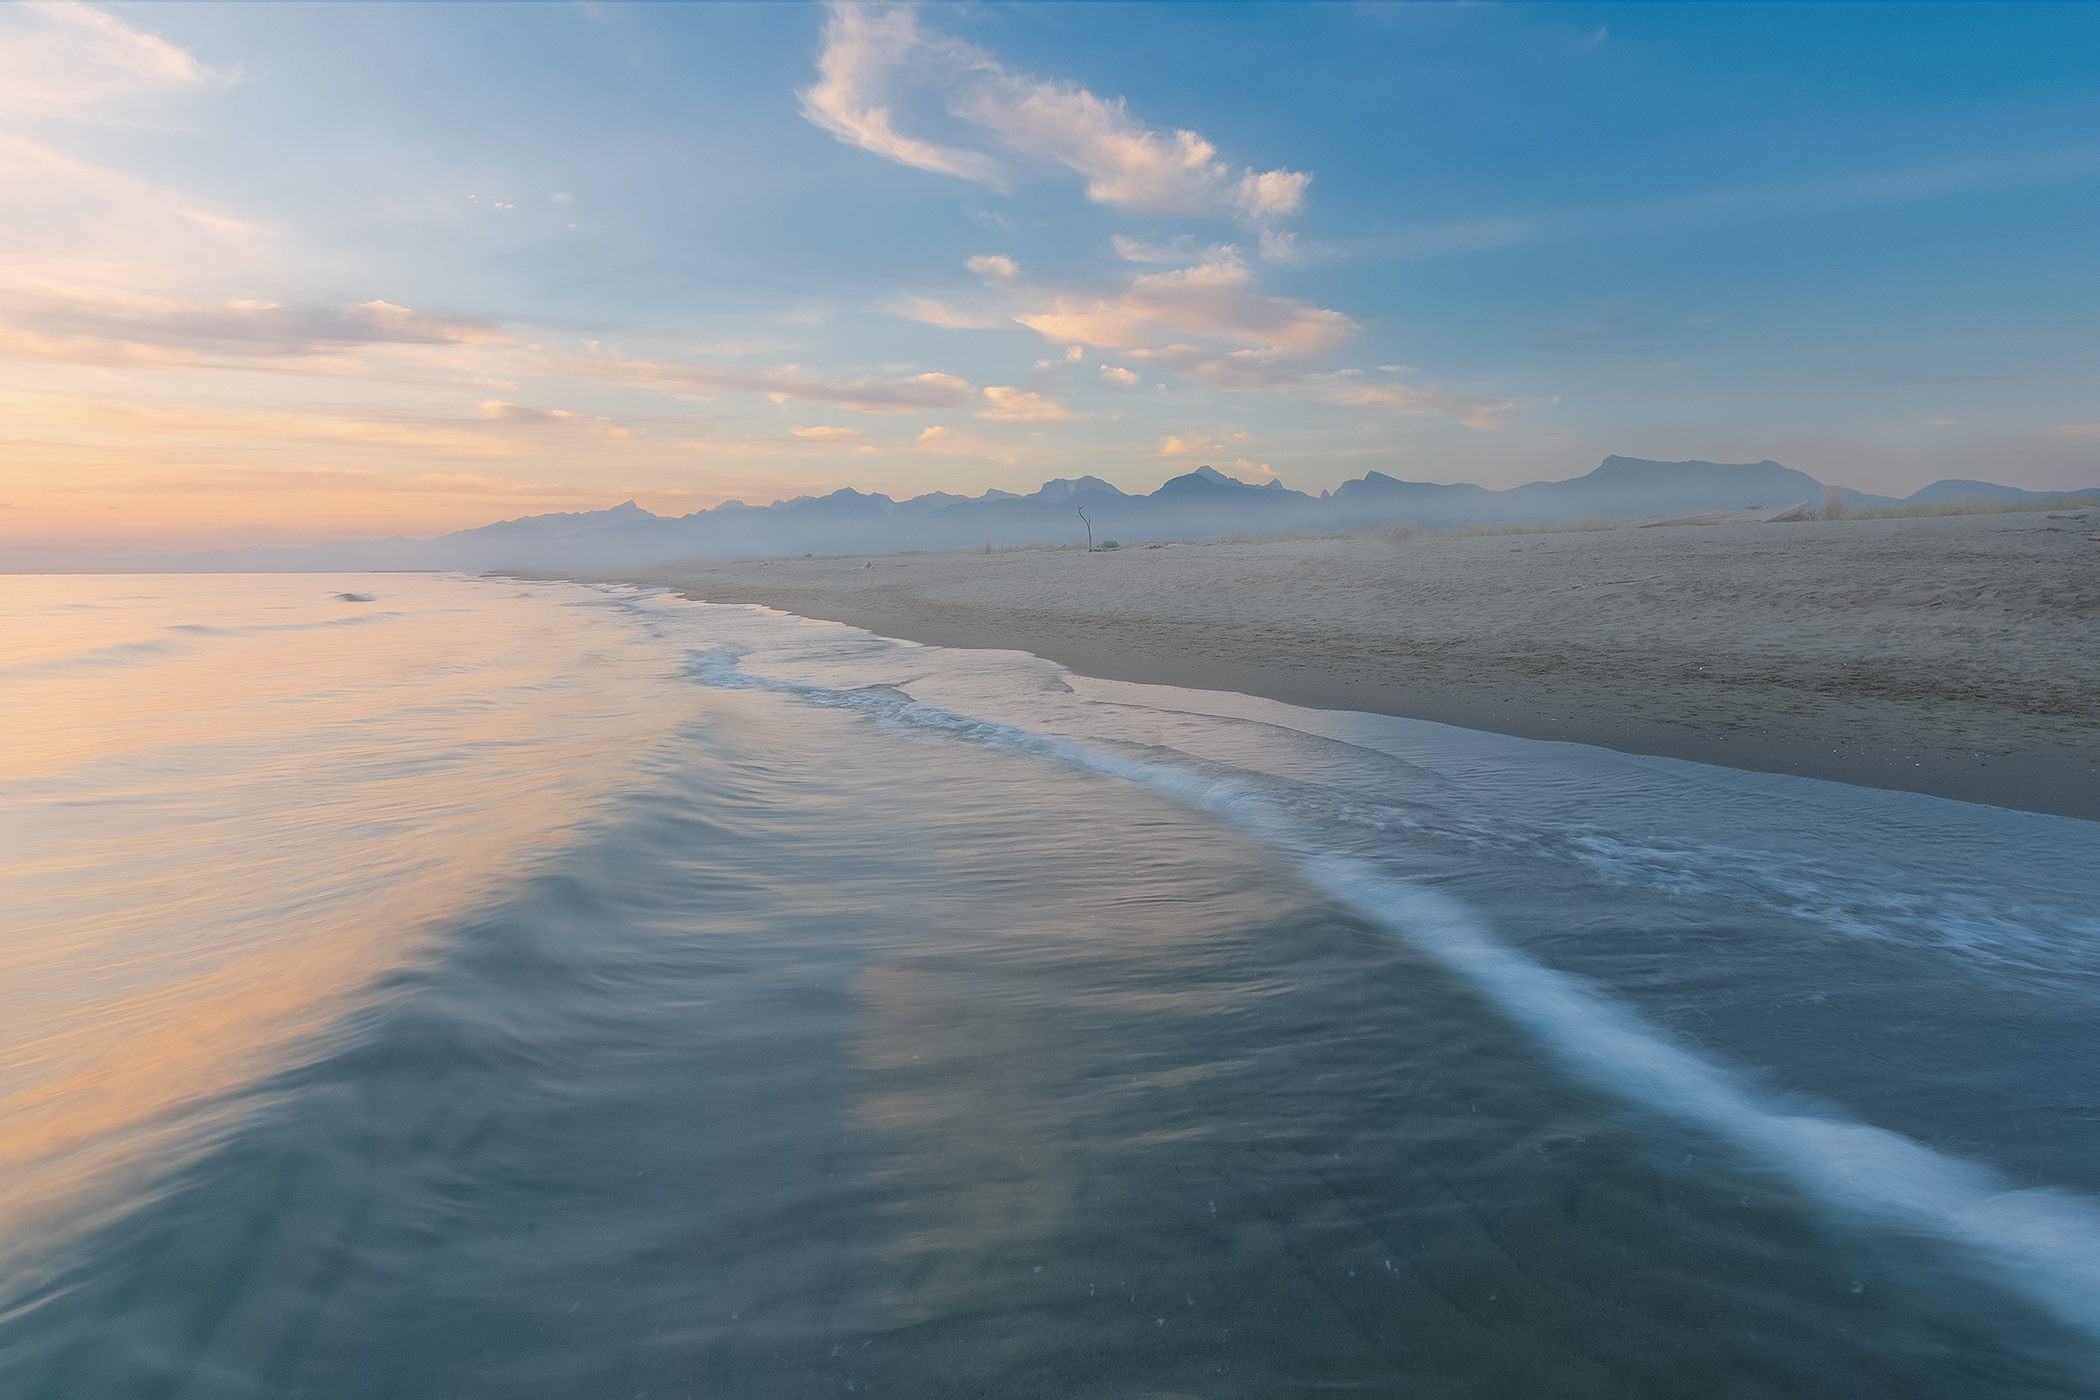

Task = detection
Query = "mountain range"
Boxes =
[9,457,2096,574]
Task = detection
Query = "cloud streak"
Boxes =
[0,280,500,363]
[477,400,641,440]
[8,395,535,457]
[1154,429,1247,456]
[978,385,1071,421]
[0,1,222,119]
[798,5,1010,188]
[914,424,1019,464]
[893,244,1510,430]
[1163,347,1516,427]
[582,348,975,415]
[800,3,1309,250]
[1013,248,1356,355]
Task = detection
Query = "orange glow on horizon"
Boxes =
[0,391,834,548]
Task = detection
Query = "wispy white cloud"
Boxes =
[2,280,499,356]
[13,395,550,457]
[792,424,882,452]
[800,3,1308,253]
[1256,229,1300,266]
[1014,246,1356,355]
[2058,424,2100,442]
[1153,429,1248,456]
[0,273,504,381]
[584,349,975,415]
[1304,370,1519,430]
[884,295,1003,330]
[1124,343,1205,369]
[1175,350,1516,428]
[1337,388,1516,432]
[0,131,260,267]
[0,1,223,119]
[1111,234,1201,264]
[792,424,864,444]
[950,68,1308,228]
[979,385,1070,421]
[914,423,1019,464]
[1171,346,1300,391]
[893,245,1502,430]
[0,9,280,375]
[476,400,641,440]
[798,4,1010,187]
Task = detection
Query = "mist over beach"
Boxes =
[4,2,2098,1396]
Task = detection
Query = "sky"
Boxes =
[3,1,2098,550]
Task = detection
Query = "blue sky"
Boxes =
[3,1,2096,547]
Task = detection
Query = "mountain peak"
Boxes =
[1181,465,1287,491]
[1033,475,1127,503]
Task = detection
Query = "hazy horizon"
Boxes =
[5,1,2098,550]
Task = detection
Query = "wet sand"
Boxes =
[536,510,2100,820]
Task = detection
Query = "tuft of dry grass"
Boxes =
[1380,519,1420,542]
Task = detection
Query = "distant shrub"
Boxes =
[1101,539,1120,550]
[1381,519,1419,542]
[1821,486,1846,520]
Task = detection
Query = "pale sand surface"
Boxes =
[540,510,2100,820]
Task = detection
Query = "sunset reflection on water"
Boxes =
[0,575,695,1274]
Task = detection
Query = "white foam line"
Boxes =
[688,643,2100,1348]
[1303,856,2100,1341]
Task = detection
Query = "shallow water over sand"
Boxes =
[2,575,2095,1396]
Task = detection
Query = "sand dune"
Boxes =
[546,510,2100,820]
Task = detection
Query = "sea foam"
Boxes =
[684,628,2100,1348]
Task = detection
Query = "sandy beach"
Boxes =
[545,510,2100,821]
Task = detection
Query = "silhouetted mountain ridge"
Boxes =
[9,458,2096,573]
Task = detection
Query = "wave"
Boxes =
[167,614,395,638]
[0,614,398,681]
[685,638,2100,1348]
[1299,788,2100,990]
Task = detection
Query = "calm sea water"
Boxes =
[3,573,2097,1397]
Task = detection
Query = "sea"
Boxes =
[3,572,2097,1398]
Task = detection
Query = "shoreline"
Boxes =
[525,510,2099,821]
